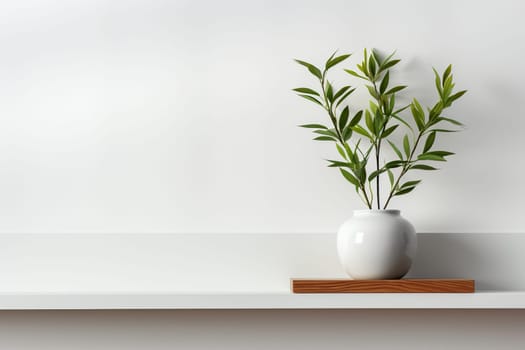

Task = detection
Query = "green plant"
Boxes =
[294,49,466,209]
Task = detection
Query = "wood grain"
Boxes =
[291,279,475,293]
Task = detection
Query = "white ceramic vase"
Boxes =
[337,209,417,280]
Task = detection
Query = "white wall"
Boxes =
[0,0,524,234]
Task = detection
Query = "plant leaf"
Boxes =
[366,85,379,99]
[294,59,322,80]
[410,164,438,170]
[326,50,337,64]
[428,150,454,157]
[342,126,353,141]
[313,136,337,141]
[400,180,421,189]
[352,125,373,140]
[410,98,425,130]
[387,169,394,187]
[380,59,401,71]
[392,113,413,132]
[442,64,452,84]
[447,90,467,104]
[335,88,356,107]
[381,50,397,65]
[388,140,404,160]
[326,54,351,70]
[369,100,378,114]
[423,131,436,153]
[384,160,405,169]
[438,117,464,126]
[356,161,367,183]
[379,70,390,94]
[349,110,363,127]
[339,106,349,131]
[299,124,328,129]
[292,87,319,96]
[443,74,453,98]
[327,160,351,168]
[429,101,444,121]
[385,85,407,95]
[433,67,443,98]
[417,153,446,161]
[395,186,417,196]
[336,144,347,160]
[368,168,385,182]
[314,129,338,138]
[333,86,351,101]
[386,94,395,115]
[340,169,360,187]
[343,142,354,159]
[326,82,334,102]
[368,55,377,77]
[403,135,411,158]
[365,110,375,135]
[344,69,367,80]
[431,128,459,133]
[372,49,383,66]
[381,124,399,138]
[298,94,323,106]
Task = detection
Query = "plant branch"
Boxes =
[321,71,371,208]
[320,72,344,143]
[382,129,424,209]
[370,79,390,209]
[294,53,466,211]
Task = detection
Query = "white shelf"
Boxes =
[0,292,524,310]
[2,233,525,310]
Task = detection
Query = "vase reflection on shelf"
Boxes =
[337,210,417,280]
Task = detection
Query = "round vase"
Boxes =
[337,209,417,280]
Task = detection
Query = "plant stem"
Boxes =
[360,183,372,209]
[374,143,380,209]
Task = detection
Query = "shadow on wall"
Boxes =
[407,233,525,291]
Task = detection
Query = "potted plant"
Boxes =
[294,49,466,279]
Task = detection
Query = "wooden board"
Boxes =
[291,279,475,293]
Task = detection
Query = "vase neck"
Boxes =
[353,209,400,216]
